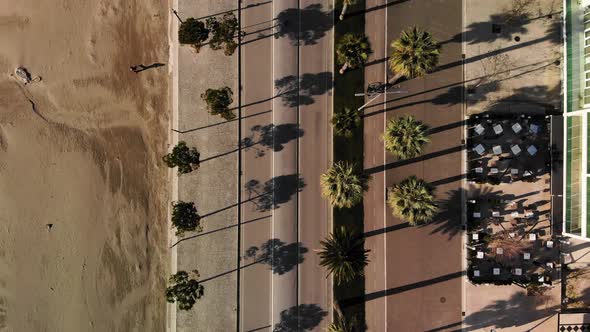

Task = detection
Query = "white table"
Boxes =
[475,167,483,173]
[512,122,522,134]
[511,211,519,217]
[527,145,538,156]
[547,262,554,269]
[492,145,502,155]
[493,268,500,275]
[523,170,533,177]
[492,211,500,217]
[524,252,531,260]
[530,123,540,134]
[476,251,484,259]
[509,232,516,238]
[473,212,481,218]
[529,233,537,241]
[472,233,479,240]
[511,144,522,155]
[525,211,534,218]
[496,247,504,255]
[474,144,485,155]
[474,270,480,277]
[511,168,519,175]
[474,124,485,135]
[546,240,554,248]
[514,268,522,276]
[490,168,499,174]
[493,124,503,135]
[538,275,544,283]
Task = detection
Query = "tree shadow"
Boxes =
[459,12,529,45]
[275,4,334,46]
[242,123,304,157]
[245,174,305,212]
[272,304,328,332]
[463,290,558,331]
[275,72,333,107]
[245,239,308,275]
[489,84,561,112]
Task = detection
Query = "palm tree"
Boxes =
[317,226,370,285]
[387,176,437,225]
[332,107,361,138]
[382,115,429,159]
[336,33,372,74]
[338,0,357,21]
[320,161,369,208]
[389,26,440,82]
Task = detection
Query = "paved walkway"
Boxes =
[362,0,464,331]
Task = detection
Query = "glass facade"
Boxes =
[565,0,590,237]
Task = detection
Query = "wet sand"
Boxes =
[0,1,169,331]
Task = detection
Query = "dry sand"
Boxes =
[0,1,169,331]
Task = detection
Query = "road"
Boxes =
[363,0,464,331]
[240,0,333,331]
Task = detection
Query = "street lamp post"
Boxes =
[355,82,407,111]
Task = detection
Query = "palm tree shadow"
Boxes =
[275,4,334,46]
[272,304,328,332]
[275,72,333,107]
[245,175,305,212]
[245,239,309,275]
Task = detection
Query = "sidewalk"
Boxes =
[170,0,239,331]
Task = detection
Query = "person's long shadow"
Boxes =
[275,72,333,107]
[245,239,309,275]
[272,304,327,332]
[275,4,333,46]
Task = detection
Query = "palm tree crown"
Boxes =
[318,226,370,285]
[383,115,429,159]
[336,33,372,74]
[320,161,369,208]
[389,26,440,79]
[332,107,361,138]
[387,176,437,225]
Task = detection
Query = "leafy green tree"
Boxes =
[165,270,204,310]
[171,201,201,235]
[178,18,210,51]
[163,141,200,174]
[320,161,369,208]
[383,115,429,159]
[336,33,372,74]
[387,176,437,225]
[318,226,369,285]
[338,0,358,21]
[201,87,235,120]
[206,13,240,55]
[389,26,440,82]
[332,107,361,138]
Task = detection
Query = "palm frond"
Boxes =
[389,26,440,79]
[387,176,437,225]
[318,226,370,285]
[382,115,429,159]
[320,161,369,208]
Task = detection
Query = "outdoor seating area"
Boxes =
[465,113,558,289]
[467,113,551,185]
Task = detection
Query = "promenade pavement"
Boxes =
[362,0,464,331]
[172,1,239,332]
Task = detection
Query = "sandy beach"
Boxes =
[0,0,169,331]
